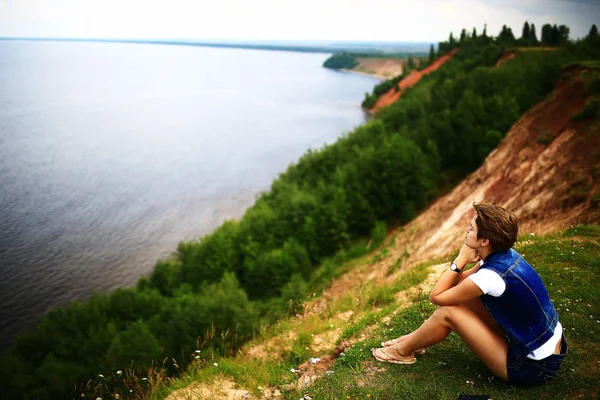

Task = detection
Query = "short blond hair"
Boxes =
[473,203,518,252]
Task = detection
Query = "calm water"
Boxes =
[0,41,378,352]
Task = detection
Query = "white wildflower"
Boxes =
[195,356,200,359]
[213,363,218,367]
[116,370,122,375]
[98,374,104,379]
[566,308,570,312]
[325,370,334,375]
[291,368,299,373]
[142,378,148,381]
[309,357,321,364]
[96,398,102,400]
[530,233,535,237]
[195,350,201,353]
[115,395,120,399]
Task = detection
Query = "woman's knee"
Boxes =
[433,305,467,325]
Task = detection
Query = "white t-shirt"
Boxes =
[469,261,562,360]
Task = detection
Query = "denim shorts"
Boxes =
[506,333,568,385]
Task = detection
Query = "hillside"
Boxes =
[370,49,458,111]
[152,65,600,400]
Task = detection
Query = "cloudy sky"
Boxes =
[0,0,598,42]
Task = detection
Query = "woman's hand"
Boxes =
[455,244,480,266]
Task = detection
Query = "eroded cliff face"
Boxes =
[387,71,599,271]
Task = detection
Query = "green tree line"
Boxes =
[1,22,598,400]
[364,22,600,109]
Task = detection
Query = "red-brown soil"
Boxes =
[495,51,517,67]
[370,49,459,111]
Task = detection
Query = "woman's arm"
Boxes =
[430,245,484,306]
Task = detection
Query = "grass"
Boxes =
[151,226,599,400]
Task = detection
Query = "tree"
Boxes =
[550,24,560,44]
[497,25,516,44]
[407,55,415,70]
[530,23,538,44]
[460,28,467,42]
[589,24,598,38]
[482,24,488,38]
[449,32,456,46]
[429,44,435,64]
[472,27,478,39]
[522,21,530,42]
[558,24,570,43]
[541,23,553,44]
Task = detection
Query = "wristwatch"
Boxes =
[450,262,462,273]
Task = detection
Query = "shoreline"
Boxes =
[338,68,388,80]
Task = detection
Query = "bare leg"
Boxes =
[383,298,502,347]
[387,305,509,380]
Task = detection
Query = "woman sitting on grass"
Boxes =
[372,203,567,385]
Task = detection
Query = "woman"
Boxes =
[372,203,567,384]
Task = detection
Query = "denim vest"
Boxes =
[479,248,558,353]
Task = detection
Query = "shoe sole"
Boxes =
[372,348,417,365]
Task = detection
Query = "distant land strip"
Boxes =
[0,37,431,55]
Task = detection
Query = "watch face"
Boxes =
[450,263,460,272]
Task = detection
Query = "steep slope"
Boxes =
[385,68,599,271]
[370,49,458,111]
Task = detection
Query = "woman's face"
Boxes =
[465,215,480,248]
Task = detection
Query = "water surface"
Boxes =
[0,41,379,352]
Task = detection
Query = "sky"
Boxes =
[0,0,598,43]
